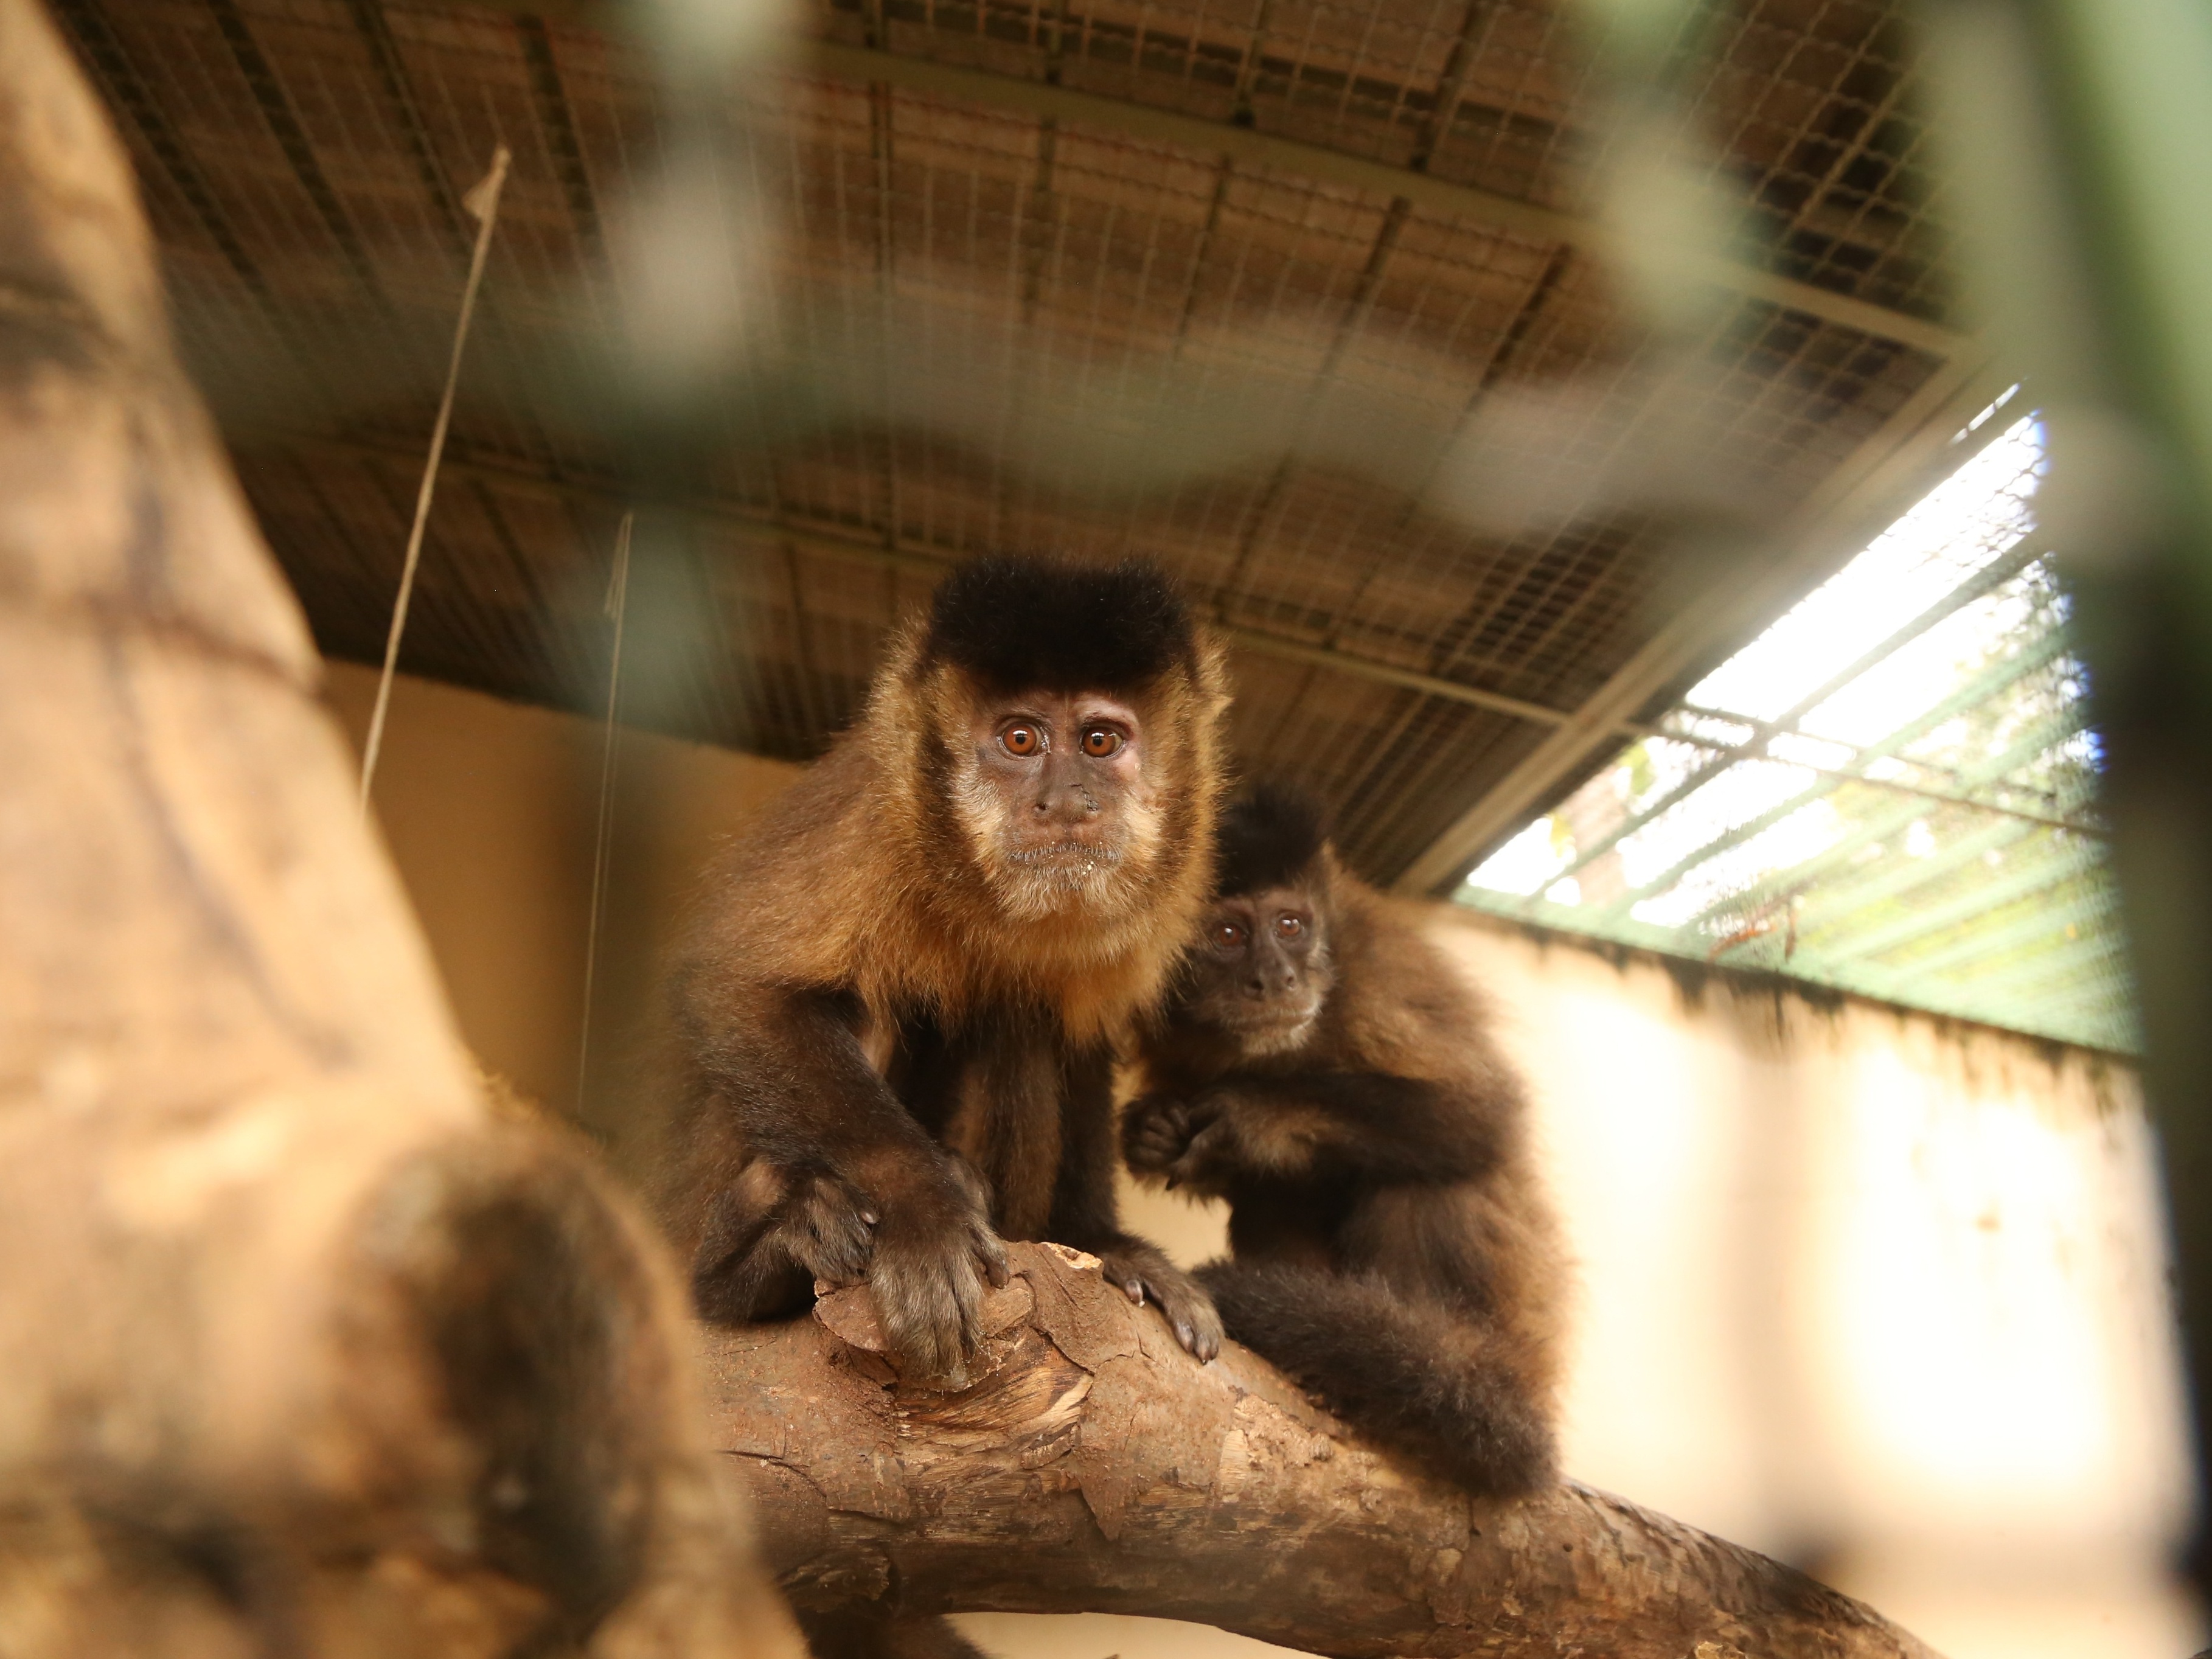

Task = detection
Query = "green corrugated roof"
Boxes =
[1458,405,2137,1054]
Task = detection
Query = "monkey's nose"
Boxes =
[1033,785,1097,824]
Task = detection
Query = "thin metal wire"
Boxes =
[358,141,510,814]
[576,509,635,1108]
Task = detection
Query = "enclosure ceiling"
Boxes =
[54,0,1983,889]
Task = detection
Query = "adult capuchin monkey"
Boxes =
[1124,786,1567,1497]
[658,555,1229,1391]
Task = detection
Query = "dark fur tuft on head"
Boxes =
[923,556,1197,694]
[1214,784,1329,897]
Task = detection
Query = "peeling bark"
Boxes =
[710,1243,1939,1659]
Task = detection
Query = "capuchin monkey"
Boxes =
[658,556,1229,1391]
[1124,787,1566,1497]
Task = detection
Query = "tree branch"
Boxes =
[708,1243,1939,1659]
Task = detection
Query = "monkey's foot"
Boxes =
[1096,1241,1223,1363]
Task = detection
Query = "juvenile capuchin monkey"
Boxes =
[1124,787,1566,1497]
[659,556,1229,1391]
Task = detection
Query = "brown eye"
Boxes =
[1212,922,1246,949]
[1276,914,1304,939]
[1082,726,1122,757]
[1003,724,1041,757]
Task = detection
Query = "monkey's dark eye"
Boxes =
[1082,726,1123,758]
[1211,922,1247,949]
[1002,724,1042,757]
[1276,914,1304,939]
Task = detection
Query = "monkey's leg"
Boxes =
[797,1610,992,1659]
[1059,1062,1221,1360]
[692,1163,877,1325]
[1196,1260,1555,1497]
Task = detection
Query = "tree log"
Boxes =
[709,1242,1939,1659]
[0,3,801,1654]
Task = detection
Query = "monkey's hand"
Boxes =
[1095,1238,1224,1363]
[1121,1092,1206,1181]
[1154,1088,1258,1192]
[864,1155,1010,1389]
[779,1170,878,1287]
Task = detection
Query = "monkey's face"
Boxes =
[953,690,1163,916]
[1180,885,1333,1054]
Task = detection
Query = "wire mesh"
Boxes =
[54,0,1960,885]
[1460,408,2136,1052]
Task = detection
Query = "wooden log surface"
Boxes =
[711,1243,1941,1659]
[0,2,802,1652]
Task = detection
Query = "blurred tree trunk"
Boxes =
[716,1243,1940,1659]
[0,3,804,1654]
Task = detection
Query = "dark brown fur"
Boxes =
[1125,798,1566,1496]
[658,558,1230,1391]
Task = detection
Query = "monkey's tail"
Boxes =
[1197,1259,1556,1497]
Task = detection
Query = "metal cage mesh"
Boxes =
[57,0,1962,894]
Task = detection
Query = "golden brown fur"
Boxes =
[658,559,1231,1393]
[1127,810,1567,1496]
[729,624,1230,1045]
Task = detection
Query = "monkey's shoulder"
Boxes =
[661,753,894,1008]
[1320,882,1500,1065]
[1326,877,1455,976]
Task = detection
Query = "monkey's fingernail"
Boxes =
[1175,1322,1194,1349]
[1124,1281,1144,1303]
[860,1209,880,1226]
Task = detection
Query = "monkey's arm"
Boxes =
[1125,1071,1500,1193]
[680,980,1008,1383]
[1045,1048,1222,1361]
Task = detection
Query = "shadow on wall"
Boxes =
[324,661,2199,1659]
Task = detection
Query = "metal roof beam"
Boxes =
[1795,846,2104,966]
[1391,348,2009,893]
[1890,886,2118,980]
[797,44,1967,361]
[1581,650,2081,929]
[1525,529,2062,899]
[1787,816,2049,945]
[243,431,1618,721]
[459,4,1969,357]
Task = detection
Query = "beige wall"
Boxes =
[1427,916,2196,1659]
[323,661,2197,1659]
[325,659,802,1146]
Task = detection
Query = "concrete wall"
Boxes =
[326,659,801,1146]
[322,661,2198,1659]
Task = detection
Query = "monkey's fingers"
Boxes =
[791,1174,877,1285]
[1099,1250,1223,1362]
[1148,1267,1225,1362]
[1121,1096,1196,1177]
[871,1237,987,1388]
[974,1226,1011,1290]
[1163,1119,1231,1192]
